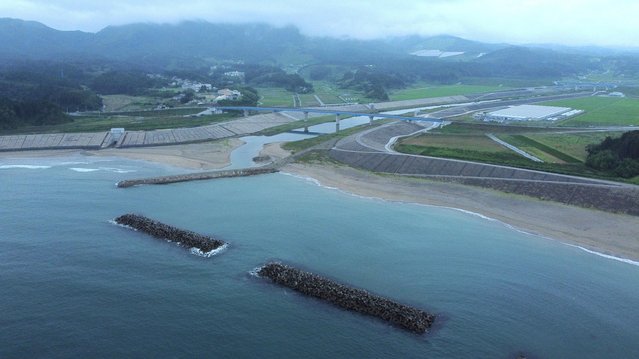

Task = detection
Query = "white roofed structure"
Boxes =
[485,105,573,121]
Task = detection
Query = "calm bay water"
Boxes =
[2,157,639,358]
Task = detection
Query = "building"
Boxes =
[215,89,242,102]
[482,105,577,122]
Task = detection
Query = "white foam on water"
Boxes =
[108,219,137,231]
[282,172,639,268]
[190,243,229,258]
[565,244,639,267]
[249,265,266,278]
[0,164,51,169]
[69,168,100,172]
[59,161,90,165]
[99,167,137,174]
[69,167,136,173]
[280,172,336,190]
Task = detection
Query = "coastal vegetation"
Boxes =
[585,130,639,178]
[394,122,636,182]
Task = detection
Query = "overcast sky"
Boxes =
[2,0,637,47]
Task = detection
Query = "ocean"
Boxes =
[2,156,639,358]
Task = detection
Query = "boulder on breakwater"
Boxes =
[257,262,435,334]
[116,167,278,188]
[114,214,225,253]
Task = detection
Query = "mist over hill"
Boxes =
[3,17,636,74]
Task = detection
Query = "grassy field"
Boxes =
[522,131,625,162]
[256,87,295,107]
[394,122,631,181]
[282,121,390,153]
[101,95,159,112]
[401,133,509,153]
[540,97,639,126]
[388,84,508,101]
[6,113,236,134]
[298,94,321,107]
[497,135,581,163]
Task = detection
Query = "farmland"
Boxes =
[540,96,639,126]
[394,122,630,180]
[388,84,507,101]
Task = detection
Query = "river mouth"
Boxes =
[225,105,450,169]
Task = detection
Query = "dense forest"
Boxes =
[586,131,639,178]
[0,98,70,130]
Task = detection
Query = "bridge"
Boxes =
[214,106,442,132]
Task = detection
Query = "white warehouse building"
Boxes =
[483,105,580,122]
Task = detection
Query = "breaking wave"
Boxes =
[0,164,51,170]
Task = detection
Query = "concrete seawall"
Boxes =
[114,214,225,253]
[329,149,639,215]
[117,167,278,188]
[257,262,435,334]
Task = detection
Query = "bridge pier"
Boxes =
[303,111,309,133]
[369,115,374,126]
[335,114,340,133]
[243,109,248,117]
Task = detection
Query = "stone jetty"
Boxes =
[114,214,225,253]
[257,263,435,334]
[116,167,278,188]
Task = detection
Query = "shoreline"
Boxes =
[4,141,639,263]
[282,162,639,263]
[0,138,244,170]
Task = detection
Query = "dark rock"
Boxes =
[114,213,225,253]
[252,155,271,162]
[257,262,435,334]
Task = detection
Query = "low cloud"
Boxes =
[1,0,637,47]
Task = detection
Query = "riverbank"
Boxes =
[0,139,243,170]
[283,162,639,263]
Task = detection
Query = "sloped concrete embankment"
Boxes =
[328,150,639,215]
[115,214,225,252]
[258,262,435,334]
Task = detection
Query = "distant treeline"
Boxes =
[0,62,103,112]
[586,131,639,178]
[210,64,313,93]
[0,98,70,130]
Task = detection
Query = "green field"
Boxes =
[256,87,295,107]
[401,133,509,153]
[389,84,508,101]
[522,131,625,162]
[540,97,639,126]
[5,113,236,134]
[393,122,631,181]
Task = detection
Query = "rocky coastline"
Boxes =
[114,214,225,253]
[116,167,278,188]
[257,262,435,334]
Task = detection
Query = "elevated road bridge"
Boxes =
[214,106,442,132]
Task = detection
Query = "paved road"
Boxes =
[0,89,608,153]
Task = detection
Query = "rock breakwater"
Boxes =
[257,262,435,333]
[114,214,225,253]
[116,167,278,188]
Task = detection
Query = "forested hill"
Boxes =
[2,17,637,78]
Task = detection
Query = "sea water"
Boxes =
[2,157,639,358]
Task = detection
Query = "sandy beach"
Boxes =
[0,138,244,170]
[3,140,638,262]
[283,162,639,262]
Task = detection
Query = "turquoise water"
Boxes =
[2,157,639,358]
